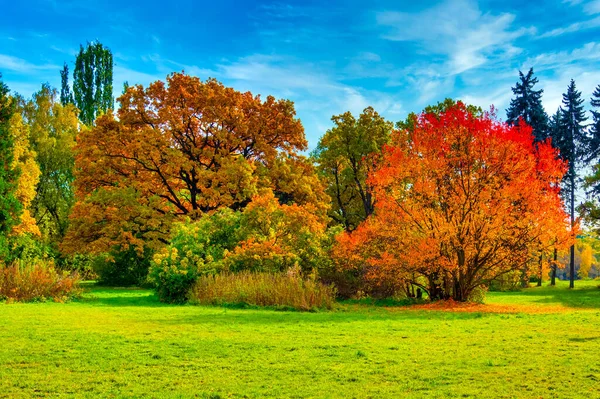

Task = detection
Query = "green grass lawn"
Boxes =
[1,281,600,398]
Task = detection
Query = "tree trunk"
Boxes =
[537,254,543,287]
[570,172,575,289]
[551,248,557,286]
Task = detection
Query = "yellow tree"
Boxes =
[23,85,79,241]
[9,113,41,236]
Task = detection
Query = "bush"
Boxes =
[189,269,336,310]
[149,209,241,303]
[488,270,522,292]
[0,261,81,302]
[467,285,488,304]
[57,253,97,280]
[94,246,153,287]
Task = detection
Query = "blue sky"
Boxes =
[2,0,600,148]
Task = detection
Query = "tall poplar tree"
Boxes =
[506,68,549,142]
[61,41,114,125]
[60,63,73,106]
[553,80,588,288]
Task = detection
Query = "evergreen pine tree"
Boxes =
[506,68,549,142]
[588,85,600,161]
[0,74,22,257]
[553,79,588,288]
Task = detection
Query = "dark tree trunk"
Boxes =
[551,248,557,286]
[570,172,575,289]
[537,254,543,287]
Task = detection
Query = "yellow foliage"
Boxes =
[9,113,40,236]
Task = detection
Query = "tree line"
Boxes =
[1,41,599,303]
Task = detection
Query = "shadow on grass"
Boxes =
[78,285,167,307]
[496,281,600,309]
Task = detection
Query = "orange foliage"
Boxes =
[0,262,81,302]
[64,73,327,254]
[334,103,573,301]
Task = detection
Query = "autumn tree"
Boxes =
[397,98,482,133]
[63,72,328,255]
[313,107,392,231]
[61,41,114,125]
[9,112,41,236]
[22,85,79,241]
[335,103,571,301]
[0,75,22,257]
[506,68,549,142]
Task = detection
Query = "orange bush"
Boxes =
[0,261,81,302]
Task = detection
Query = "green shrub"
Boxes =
[5,234,54,264]
[189,269,336,310]
[0,260,81,302]
[468,285,488,304]
[149,209,242,303]
[93,246,153,287]
[489,270,522,292]
[56,253,97,280]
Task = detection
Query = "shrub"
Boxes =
[149,209,241,303]
[488,270,523,292]
[189,269,336,310]
[94,246,153,287]
[57,253,97,280]
[468,285,488,304]
[0,260,81,302]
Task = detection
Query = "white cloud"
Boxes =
[376,0,533,75]
[0,54,58,73]
[582,0,600,14]
[208,54,403,145]
[539,15,600,37]
[538,67,600,115]
[523,42,600,70]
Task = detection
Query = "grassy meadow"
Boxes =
[1,280,600,398]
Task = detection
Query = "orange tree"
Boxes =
[334,103,572,301]
[63,73,328,254]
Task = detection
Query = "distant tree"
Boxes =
[586,85,600,162]
[69,41,114,125]
[506,68,549,142]
[553,80,588,288]
[59,63,73,106]
[0,75,22,257]
[312,107,393,231]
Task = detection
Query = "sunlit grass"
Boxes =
[1,280,599,398]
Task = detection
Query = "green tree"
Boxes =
[22,85,79,241]
[60,63,73,106]
[506,68,549,142]
[553,80,588,288]
[67,41,113,125]
[312,107,393,231]
[0,75,22,257]
[587,85,600,162]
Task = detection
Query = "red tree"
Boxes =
[334,103,573,301]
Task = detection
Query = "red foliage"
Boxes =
[334,103,573,301]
